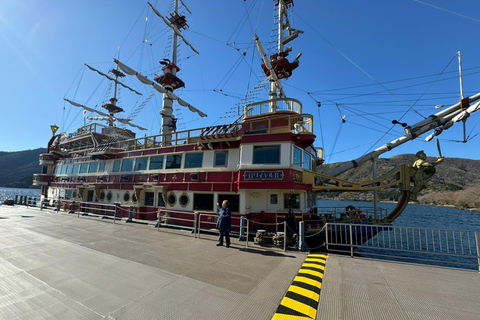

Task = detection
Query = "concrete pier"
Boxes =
[1,205,479,319]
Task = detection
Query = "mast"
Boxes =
[149,0,196,146]
[255,0,303,112]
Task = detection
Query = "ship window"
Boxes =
[193,194,214,211]
[158,192,165,207]
[55,166,61,174]
[121,159,134,172]
[41,166,48,174]
[123,192,130,203]
[253,145,280,164]
[72,164,80,174]
[167,193,177,206]
[293,147,302,167]
[145,192,154,206]
[65,190,72,200]
[98,162,105,172]
[284,194,300,209]
[60,165,67,175]
[303,152,312,170]
[80,163,89,174]
[72,190,77,199]
[113,160,121,172]
[184,153,203,168]
[135,157,148,171]
[66,165,73,174]
[149,156,164,170]
[166,154,182,169]
[179,193,189,207]
[217,194,239,213]
[88,162,98,173]
[214,151,228,166]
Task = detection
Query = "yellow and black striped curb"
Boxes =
[272,254,327,320]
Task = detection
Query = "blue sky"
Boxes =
[1,0,480,164]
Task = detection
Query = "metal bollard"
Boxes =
[299,221,309,252]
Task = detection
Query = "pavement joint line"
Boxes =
[271,254,327,319]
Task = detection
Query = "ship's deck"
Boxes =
[1,205,479,319]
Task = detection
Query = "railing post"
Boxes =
[475,231,480,273]
[239,217,246,241]
[113,203,118,224]
[299,221,309,252]
[193,212,198,238]
[349,224,354,257]
[325,223,329,251]
[246,219,249,248]
[197,213,202,240]
[284,221,287,252]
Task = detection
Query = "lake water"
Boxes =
[0,187,40,203]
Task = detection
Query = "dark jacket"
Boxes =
[216,205,232,232]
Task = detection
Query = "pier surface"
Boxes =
[1,205,479,320]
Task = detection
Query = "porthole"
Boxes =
[167,192,177,206]
[106,191,113,202]
[123,192,130,203]
[179,193,189,207]
[99,190,105,202]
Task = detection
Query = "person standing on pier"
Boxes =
[216,200,231,247]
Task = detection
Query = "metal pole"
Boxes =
[239,217,246,241]
[246,219,249,248]
[284,221,287,252]
[193,212,198,238]
[349,224,354,257]
[299,221,309,252]
[373,158,378,222]
[325,223,329,251]
[475,231,480,273]
[157,210,161,232]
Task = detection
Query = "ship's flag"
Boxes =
[83,109,87,117]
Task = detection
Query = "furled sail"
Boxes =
[113,59,207,118]
[64,99,109,117]
[84,64,143,96]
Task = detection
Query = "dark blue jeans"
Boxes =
[218,230,230,246]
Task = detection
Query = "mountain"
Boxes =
[0,148,47,188]
[317,154,480,208]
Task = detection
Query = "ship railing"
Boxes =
[195,213,250,247]
[241,113,314,135]
[325,223,480,271]
[71,202,120,221]
[244,97,303,116]
[156,209,197,232]
[310,206,388,225]
[108,127,209,151]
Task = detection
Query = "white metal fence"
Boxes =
[325,223,480,271]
